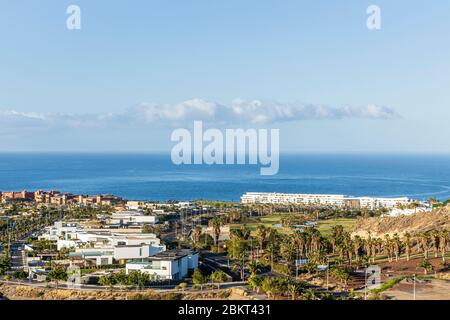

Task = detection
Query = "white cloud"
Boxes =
[0,98,399,130]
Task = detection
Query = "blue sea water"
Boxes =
[0,153,449,202]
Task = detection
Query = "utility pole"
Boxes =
[326,257,329,291]
[7,218,11,252]
[364,267,368,300]
[413,274,416,300]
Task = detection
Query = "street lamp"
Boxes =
[326,256,329,292]
[364,267,367,300]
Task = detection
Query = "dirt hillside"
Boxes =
[351,206,450,238]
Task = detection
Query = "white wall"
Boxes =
[114,245,150,260]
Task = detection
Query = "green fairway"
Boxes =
[230,213,293,234]
[230,214,357,237]
[316,218,357,237]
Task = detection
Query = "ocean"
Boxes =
[0,153,449,202]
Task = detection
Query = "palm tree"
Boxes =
[192,226,202,246]
[431,230,440,258]
[230,226,251,244]
[439,229,448,263]
[384,234,393,262]
[404,232,412,261]
[266,228,279,271]
[376,238,383,259]
[309,228,323,254]
[330,225,344,254]
[261,277,277,299]
[353,235,363,261]
[419,232,430,259]
[417,258,433,275]
[208,216,222,250]
[342,233,353,263]
[392,233,402,262]
[255,225,268,251]
[247,274,263,293]
[287,282,301,300]
[227,210,242,224]
[227,237,248,281]
[246,260,262,276]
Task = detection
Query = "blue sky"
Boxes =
[0,0,449,152]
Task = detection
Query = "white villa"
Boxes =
[38,221,166,266]
[125,249,198,280]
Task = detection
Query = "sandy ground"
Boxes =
[382,279,450,300]
[379,256,449,275]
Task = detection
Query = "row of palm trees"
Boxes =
[330,226,449,265]
[193,210,449,274]
[242,204,387,219]
[0,207,61,244]
[0,204,112,245]
[215,223,448,277]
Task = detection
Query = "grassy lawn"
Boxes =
[230,213,293,234]
[230,214,357,237]
[316,218,357,237]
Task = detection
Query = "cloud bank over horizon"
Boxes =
[0,99,400,131]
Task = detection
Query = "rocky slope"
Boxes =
[351,206,450,238]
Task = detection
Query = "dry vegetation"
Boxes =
[0,283,232,300]
[352,206,450,238]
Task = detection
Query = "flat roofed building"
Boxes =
[241,192,346,206]
[108,211,158,225]
[126,249,198,280]
[241,192,412,209]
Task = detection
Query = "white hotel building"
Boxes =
[241,192,346,206]
[241,192,411,209]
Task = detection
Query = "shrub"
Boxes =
[272,263,291,276]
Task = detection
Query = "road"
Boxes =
[201,251,241,280]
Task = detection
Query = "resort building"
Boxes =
[107,211,158,226]
[241,192,412,209]
[241,192,346,206]
[0,191,34,202]
[352,196,411,210]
